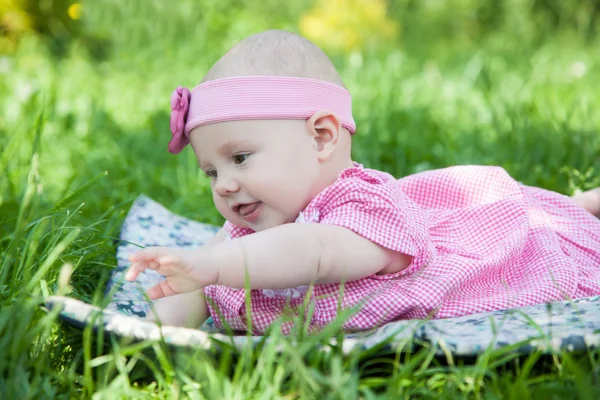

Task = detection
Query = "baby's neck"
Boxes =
[311,131,354,196]
[318,154,354,189]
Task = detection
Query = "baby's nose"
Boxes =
[214,174,240,196]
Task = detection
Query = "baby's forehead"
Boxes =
[192,120,305,165]
[190,118,306,152]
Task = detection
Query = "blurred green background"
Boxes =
[1,1,600,397]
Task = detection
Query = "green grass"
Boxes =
[2,0,600,398]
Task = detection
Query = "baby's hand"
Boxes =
[125,247,216,300]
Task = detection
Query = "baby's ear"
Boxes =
[306,110,342,161]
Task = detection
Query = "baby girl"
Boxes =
[126,30,600,334]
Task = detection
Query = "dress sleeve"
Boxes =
[311,170,429,260]
[223,220,254,239]
[305,171,434,330]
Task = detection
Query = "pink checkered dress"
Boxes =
[203,163,600,334]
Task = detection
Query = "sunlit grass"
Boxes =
[2,0,600,398]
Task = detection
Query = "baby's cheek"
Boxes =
[213,197,230,219]
[214,197,250,228]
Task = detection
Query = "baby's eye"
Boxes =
[232,153,250,165]
[204,169,217,179]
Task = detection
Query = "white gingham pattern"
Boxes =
[204,163,600,334]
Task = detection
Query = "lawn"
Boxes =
[1,0,600,398]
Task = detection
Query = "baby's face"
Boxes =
[189,119,323,231]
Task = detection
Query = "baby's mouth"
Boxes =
[238,202,261,217]
[233,201,262,222]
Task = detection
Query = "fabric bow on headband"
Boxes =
[167,76,357,154]
[169,86,191,154]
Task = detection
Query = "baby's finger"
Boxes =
[125,265,140,281]
[125,261,149,281]
[125,259,167,282]
[129,247,170,262]
[157,254,179,266]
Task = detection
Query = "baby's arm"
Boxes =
[212,223,411,288]
[127,223,412,296]
[572,187,600,217]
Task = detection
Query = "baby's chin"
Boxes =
[221,207,297,232]
[247,214,298,232]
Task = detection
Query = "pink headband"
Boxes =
[168,76,356,154]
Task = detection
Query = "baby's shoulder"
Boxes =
[303,163,408,215]
[327,163,400,194]
[337,163,393,185]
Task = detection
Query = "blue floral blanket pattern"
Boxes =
[46,195,600,356]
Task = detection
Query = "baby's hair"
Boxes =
[201,30,346,88]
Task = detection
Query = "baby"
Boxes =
[126,30,600,334]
